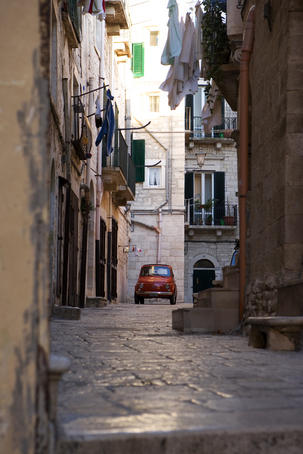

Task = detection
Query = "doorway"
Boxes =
[193,259,215,294]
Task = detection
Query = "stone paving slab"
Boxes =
[51,303,303,453]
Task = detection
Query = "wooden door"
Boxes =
[111,218,118,300]
[67,190,79,306]
[96,218,106,297]
[193,269,215,294]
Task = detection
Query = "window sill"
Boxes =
[143,186,164,190]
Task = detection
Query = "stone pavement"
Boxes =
[51,303,303,454]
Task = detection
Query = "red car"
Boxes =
[134,264,177,305]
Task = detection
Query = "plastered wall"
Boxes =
[0,1,51,452]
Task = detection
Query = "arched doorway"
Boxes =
[193,259,215,294]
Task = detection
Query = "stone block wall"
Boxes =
[245,1,303,316]
[184,239,236,303]
[184,139,239,303]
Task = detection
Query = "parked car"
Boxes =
[134,264,177,305]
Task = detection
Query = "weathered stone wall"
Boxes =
[49,2,132,306]
[0,1,51,452]
[246,1,303,316]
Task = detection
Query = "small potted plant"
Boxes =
[202,198,214,225]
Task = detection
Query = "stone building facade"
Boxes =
[49,0,135,310]
[127,0,185,303]
[184,101,238,303]
[223,0,303,318]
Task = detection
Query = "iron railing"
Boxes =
[185,199,238,226]
[103,130,136,197]
[189,115,238,139]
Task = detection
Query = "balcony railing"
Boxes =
[102,130,136,199]
[187,114,237,139]
[185,198,238,227]
[185,107,237,139]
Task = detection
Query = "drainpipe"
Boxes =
[157,209,162,263]
[239,5,255,321]
[155,153,170,263]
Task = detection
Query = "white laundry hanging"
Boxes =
[160,13,200,110]
[161,0,182,66]
[201,81,222,134]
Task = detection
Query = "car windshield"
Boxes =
[140,266,171,277]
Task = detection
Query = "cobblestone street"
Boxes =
[51,304,303,453]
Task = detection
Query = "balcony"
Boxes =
[102,130,136,206]
[105,0,130,36]
[185,110,237,142]
[185,199,238,230]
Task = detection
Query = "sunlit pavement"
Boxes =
[51,303,303,453]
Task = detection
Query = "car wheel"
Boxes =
[170,294,176,305]
[140,297,144,304]
[135,294,140,304]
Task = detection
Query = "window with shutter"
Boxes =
[185,171,226,225]
[131,43,144,78]
[132,139,145,182]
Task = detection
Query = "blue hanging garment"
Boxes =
[95,89,115,155]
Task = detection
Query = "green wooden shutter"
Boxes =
[185,172,193,200]
[131,43,144,78]
[185,172,194,225]
[214,171,225,224]
[132,139,145,182]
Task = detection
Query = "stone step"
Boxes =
[195,288,238,310]
[56,427,303,454]
[212,279,224,287]
[86,297,107,308]
[172,307,239,333]
[194,288,212,307]
[222,265,239,290]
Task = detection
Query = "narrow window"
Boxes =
[148,167,161,186]
[150,31,159,46]
[149,95,160,112]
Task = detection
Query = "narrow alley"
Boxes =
[2,1,303,453]
[52,304,303,453]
